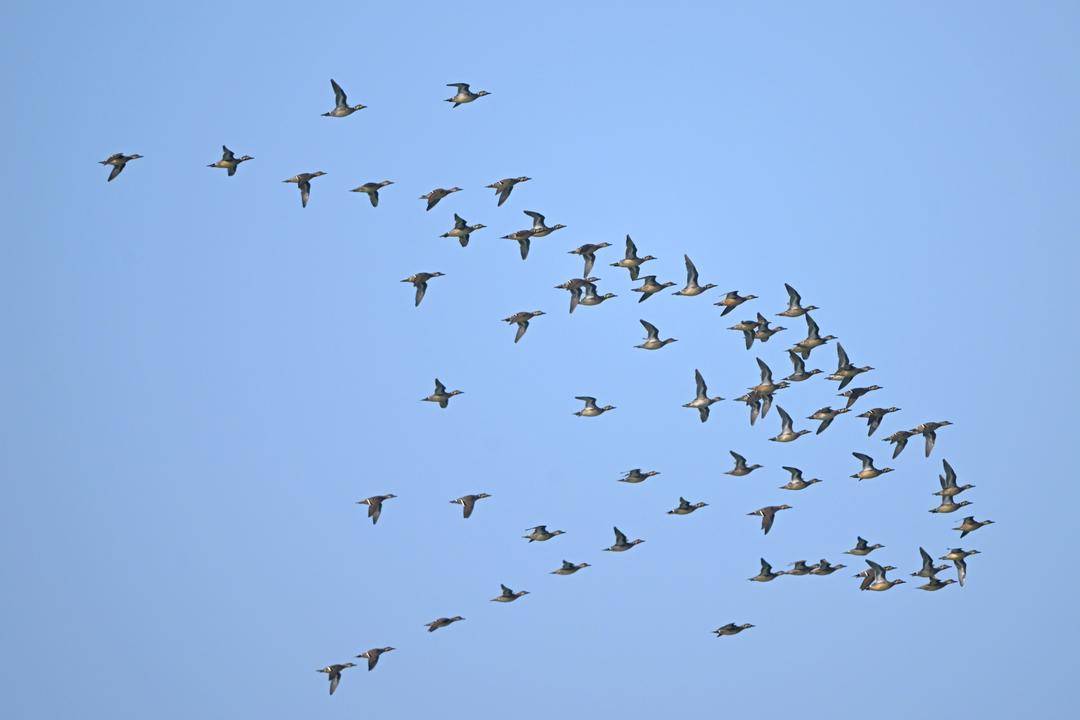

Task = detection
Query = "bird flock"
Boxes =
[99,79,994,697]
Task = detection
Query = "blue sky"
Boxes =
[3,1,1077,717]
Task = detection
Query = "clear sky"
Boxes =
[3,1,1077,717]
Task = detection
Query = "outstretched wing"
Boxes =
[331,78,347,106]
[756,357,773,384]
[683,255,699,284]
[784,283,801,308]
[613,526,628,545]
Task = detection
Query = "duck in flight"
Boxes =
[578,281,616,307]
[673,255,716,296]
[420,186,462,211]
[619,468,659,484]
[911,420,953,457]
[827,343,873,390]
[861,559,906,591]
[883,429,916,459]
[790,313,836,359]
[425,616,464,632]
[811,559,846,575]
[487,176,530,206]
[604,526,645,552]
[778,283,819,317]
[749,558,785,582]
[929,494,972,514]
[422,378,463,408]
[502,310,545,343]
[445,82,490,107]
[356,494,396,525]
[574,395,615,417]
[401,272,445,307]
[323,79,366,117]
[747,504,792,535]
[784,349,822,382]
[779,466,821,491]
[858,406,899,436]
[770,406,810,442]
[668,497,708,515]
[441,214,485,247]
[808,406,849,434]
[715,290,758,317]
[609,235,656,280]
[838,385,882,410]
[911,547,949,579]
[551,560,590,575]
[317,663,356,695]
[569,242,612,277]
[355,647,394,672]
[845,536,884,556]
[282,171,326,208]
[851,452,893,480]
[713,623,754,637]
[555,276,600,313]
[935,459,974,498]
[725,450,762,477]
[100,152,142,182]
[631,275,676,303]
[450,493,491,519]
[683,369,723,422]
[523,525,565,542]
[522,210,565,237]
[501,228,535,260]
[351,180,394,207]
[491,584,530,603]
[753,313,786,343]
[941,548,979,586]
[635,319,677,350]
[207,146,253,176]
[954,516,994,538]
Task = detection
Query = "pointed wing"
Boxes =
[788,350,806,373]
[805,313,820,338]
[299,180,311,208]
[497,185,512,206]
[924,430,937,457]
[625,235,638,259]
[461,496,476,518]
[776,405,793,430]
[415,281,428,307]
[785,283,802,308]
[683,254,699,284]
[867,413,883,435]
[698,406,710,422]
[366,654,378,671]
[331,78,347,106]
[640,319,660,340]
[447,83,470,91]
[613,526,628,545]
[107,163,124,182]
[694,369,707,397]
[760,558,772,574]
[730,450,746,467]
[518,237,530,260]
[836,343,851,370]
[761,510,775,534]
[221,145,235,161]
[919,547,933,570]
[524,210,545,226]
[852,452,873,468]
[742,330,754,350]
[756,357,774,384]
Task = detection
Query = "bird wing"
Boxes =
[447,83,470,91]
[852,452,873,468]
[761,509,775,534]
[640,319,660,340]
[366,654,378,671]
[523,210,545,226]
[788,349,805,373]
[919,547,934,570]
[694,369,707,397]
[221,145,235,161]
[613,527,628,545]
[698,406,710,423]
[805,313,821,339]
[331,78,347,106]
[776,406,793,430]
[329,672,341,695]
[298,180,311,208]
[518,237,530,261]
[461,496,476,518]
[414,281,428,307]
[836,343,851,370]
[684,255,699,284]
[942,459,957,487]
[625,235,638,259]
[760,558,772,574]
[730,450,746,467]
[756,357,774,384]
[107,163,124,182]
[924,430,937,457]
[785,283,802,308]
[497,185,513,206]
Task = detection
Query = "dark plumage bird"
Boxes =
[604,526,645,552]
[784,349,822,382]
[911,420,953,457]
[753,313,786,343]
[445,82,490,107]
[348,180,395,208]
[845,536,885,556]
[777,283,819,317]
[207,145,253,176]
[725,450,762,477]
[769,406,809,442]
[322,78,366,117]
[635,319,677,350]
[487,176,530,206]
[619,468,659,484]
[749,558,785,582]
[555,276,600,313]
[787,560,814,576]
[441,213,485,247]
[569,242,612,277]
[422,378,463,408]
[356,494,396,525]
[683,369,723,422]
[578,281,617,307]
[911,547,949,579]
[501,228,535,260]
[574,395,615,417]
[317,663,356,695]
[851,452,893,480]
[420,187,462,211]
[935,459,974,498]
[491,584,530,602]
[551,560,590,575]
[425,616,464,632]
[779,466,821,491]
[858,406,899,436]
[450,493,491,519]
[282,171,326,208]
[861,559,906,591]
[807,406,850,434]
[953,516,994,538]
[668,496,708,515]
[838,385,882,410]
[918,577,957,591]
[883,429,916,459]
[750,357,787,395]
[713,623,754,637]
[941,548,979,586]
[100,152,143,182]
[401,271,445,307]
[631,275,676,303]
[609,235,656,280]
[715,290,758,317]
[355,647,395,672]
[523,525,565,542]
[503,310,545,343]
[811,559,846,575]
[673,255,716,296]
[523,210,565,237]
[747,505,792,535]
[790,313,836,359]
[826,343,873,390]
[929,495,972,514]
